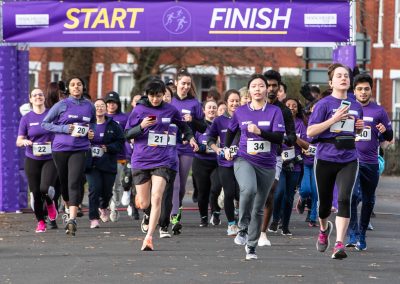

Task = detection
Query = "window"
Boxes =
[224,66,254,91]
[226,76,250,90]
[29,71,38,91]
[393,0,400,45]
[113,73,134,113]
[373,0,384,47]
[51,71,62,83]
[192,75,216,101]
[373,69,383,105]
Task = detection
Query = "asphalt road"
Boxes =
[0,176,399,284]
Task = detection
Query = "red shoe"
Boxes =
[46,201,58,221]
[35,220,46,233]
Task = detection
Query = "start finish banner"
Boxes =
[2,0,350,46]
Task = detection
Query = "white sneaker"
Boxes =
[258,232,271,247]
[30,192,35,211]
[159,227,171,238]
[227,224,239,236]
[109,209,119,222]
[127,205,133,217]
[121,190,131,206]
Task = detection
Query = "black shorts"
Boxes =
[131,167,171,185]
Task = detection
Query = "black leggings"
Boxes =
[24,157,58,221]
[52,151,87,206]
[315,159,358,219]
[192,157,218,218]
[218,166,240,222]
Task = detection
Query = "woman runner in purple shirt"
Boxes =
[307,63,364,259]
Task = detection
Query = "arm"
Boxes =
[191,118,208,133]
[282,109,297,146]
[105,122,125,154]
[41,101,69,133]
[16,135,32,147]
[307,106,350,137]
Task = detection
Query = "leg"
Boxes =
[86,169,102,220]
[281,171,300,233]
[24,158,46,223]
[67,151,87,219]
[147,175,167,237]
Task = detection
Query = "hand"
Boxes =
[247,123,261,135]
[68,124,74,134]
[88,129,95,140]
[102,145,107,152]
[224,147,233,161]
[332,106,349,123]
[140,117,156,129]
[183,114,192,122]
[376,123,386,133]
[189,138,199,152]
[355,119,364,131]
[22,139,32,147]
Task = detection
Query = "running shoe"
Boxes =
[258,232,271,247]
[332,241,347,259]
[245,245,257,260]
[210,211,221,226]
[281,228,292,236]
[172,222,182,235]
[355,235,367,251]
[308,221,318,227]
[46,201,58,221]
[141,213,150,234]
[199,216,208,227]
[65,219,77,236]
[345,233,357,248]
[110,209,119,222]
[296,197,306,214]
[48,219,58,229]
[227,224,239,236]
[121,190,131,206]
[159,226,171,238]
[367,222,374,231]
[90,219,100,229]
[127,204,133,217]
[268,221,278,233]
[234,229,248,245]
[35,220,46,233]
[316,221,333,252]
[99,208,110,223]
[141,236,153,251]
[77,207,84,217]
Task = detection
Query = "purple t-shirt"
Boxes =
[208,114,234,167]
[356,102,392,164]
[308,95,363,163]
[229,103,285,169]
[125,102,185,170]
[108,112,129,160]
[171,96,204,156]
[18,110,54,160]
[282,117,307,172]
[194,123,217,161]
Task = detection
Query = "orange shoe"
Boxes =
[141,236,153,251]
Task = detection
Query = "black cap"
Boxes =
[165,79,174,86]
[105,91,120,103]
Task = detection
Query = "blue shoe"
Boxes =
[345,233,357,248]
[356,235,367,251]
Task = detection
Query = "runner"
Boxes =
[307,63,364,259]
[86,99,124,228]
[208,89,241,235]
[347,73,392,250]
[16,88,58,233]
[42,77,96,236]
[225,74,285,260]
[125,79,198,251]
[170,69,207,235]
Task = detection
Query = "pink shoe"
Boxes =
[90,219,100,229]
[99,208,109,222]
[46,201,58,221]
[35,220,46,233]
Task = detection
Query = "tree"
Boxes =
[62,48,94,94]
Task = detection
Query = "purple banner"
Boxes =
[2,1,350,45]
[332,45,357,69]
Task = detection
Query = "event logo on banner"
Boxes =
[2,0,350,45]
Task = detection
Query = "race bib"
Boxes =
[247,139,270,154]
[71,124,89,137]
[168,134,177,146]
[91,146,104,157]
[307,145,317,156]
[281,147,295,161]
[148,132,168,146]
[330,118,355,133]
[355,127,372,141]
[32,143,52,156]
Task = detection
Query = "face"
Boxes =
[30,89,45,106]
[106,101,118,114]
[217,103,227,116]
[277,84,287,102]
[355,82,372,104]
[175,76,191,97]
[131,95,141,108]
[330,67,350,91]
[285,99,298,117]
[204,101,217,120]
[148,92,163,107]
[227,93,240,113]
[248,78,267,102]
[266,79,279,101]
[240,94,251,105]
[94,100,106,116]
[163,89,172,103]
[68,78,84,98]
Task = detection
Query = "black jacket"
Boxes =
[86,116,125,174]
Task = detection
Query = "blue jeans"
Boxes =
[273,169,300,229]
[348,162,379,237]
[299,164,318,222]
